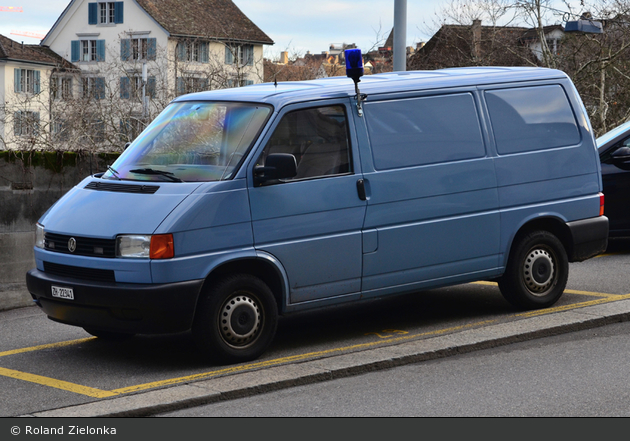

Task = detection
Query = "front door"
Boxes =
[248,102,366,305]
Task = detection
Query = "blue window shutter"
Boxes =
[147,76,156,98]
[176,77,184,95]
[14,68,21,93]
[14,112,21,136]
[96,40,106,62]
[71,40,80,62]
[115,2,124,23]
[34,71,41,94]
[121,39,131,61]
[245,45,253,66]
[225,45,233,65]
[33,112,40,136]
[95,77,105,99]
[120,77,130,99]
[147,38,157,61]
[88,3,97,24]
[176,42,185,61]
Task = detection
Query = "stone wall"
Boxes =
[0,151,119,310]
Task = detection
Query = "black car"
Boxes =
[597,121,630,237]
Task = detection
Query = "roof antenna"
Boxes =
[274,76,278,87]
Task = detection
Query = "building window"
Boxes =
[88,2,123,24]
[51,77,73,100]
[82,77,106,100]
[120,117,145,142]
[120,75,156,99]
[121,38,156,61]
[52,119,70,142]
[176,76,208,96]
[225,44,254,66]
[227,78,254,88]
[13,111,40,137]
[176,40,209,63]
[71,40,105,62]
[14,68,41,94]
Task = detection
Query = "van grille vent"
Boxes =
[43,262,116,283]
[84,181,159,194]
[45,233,116,258]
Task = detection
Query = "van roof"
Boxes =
[173,66,568,109]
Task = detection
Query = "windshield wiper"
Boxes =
[107,165,121,180]
[129,168,185,182]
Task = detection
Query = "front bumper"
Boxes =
[26,269,204,334]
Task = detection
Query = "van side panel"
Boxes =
[482,81,603,265]
[358,92,502,293]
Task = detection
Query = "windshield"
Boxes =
[103,102,271,182]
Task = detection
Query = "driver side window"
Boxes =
[259,105,352,181]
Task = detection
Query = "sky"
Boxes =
[0,0,449,55]
[0,0,583,57]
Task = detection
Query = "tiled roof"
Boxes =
[0,34,71,66]
[135,0,274,44]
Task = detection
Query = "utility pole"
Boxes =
[393,0,407,72]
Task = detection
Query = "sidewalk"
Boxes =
[26,297,630,417]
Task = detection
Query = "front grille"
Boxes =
[84,181,160,194]
[45,233,116,258]
[44,262,116,283]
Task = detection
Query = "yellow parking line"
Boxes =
[113,319,500,394]
[1,286,628,398]
[517,293,630,318]
[0,367,118,398]
[0,337,95,358]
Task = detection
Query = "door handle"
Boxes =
[357,179,367,201]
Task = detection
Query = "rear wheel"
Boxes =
[192,274,278,364]
[498,230,568,310]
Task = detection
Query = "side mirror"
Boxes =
[611,146,630,161]
[254,153,297,185]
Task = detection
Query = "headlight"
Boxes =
[35,223,45,249]
[116,234,174,259]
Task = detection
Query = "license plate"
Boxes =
[51,286,74,300]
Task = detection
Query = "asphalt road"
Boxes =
[159,320,630,417]
[1,239,629,417]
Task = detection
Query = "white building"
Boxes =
[34,0,274,149]
[0,34,76,150]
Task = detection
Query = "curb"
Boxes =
[25,298,630,417]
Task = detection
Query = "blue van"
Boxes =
[26,66,608,364]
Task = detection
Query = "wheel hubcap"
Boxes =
[523,248,555,295]
[219,294,261,348]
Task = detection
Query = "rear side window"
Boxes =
[485,85,581,155]
[365,93,485,170]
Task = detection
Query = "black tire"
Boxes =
[498,230,568,310]
[192,274,278,364]
[83,328,135,341]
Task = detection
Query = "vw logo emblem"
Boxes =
[68,237,77,253]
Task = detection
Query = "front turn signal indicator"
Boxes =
[150,234,174,259]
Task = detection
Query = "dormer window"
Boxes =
[88,2,123,25]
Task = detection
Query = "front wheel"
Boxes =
[192,274,278,364]
[498,230,568,310]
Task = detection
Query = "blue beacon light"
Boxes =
[345,48,366,116]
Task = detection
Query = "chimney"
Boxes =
[472,19,481,59]
[280,51,288,64]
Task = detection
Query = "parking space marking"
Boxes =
[1,286,629,398]
[0,337,95,358]
[0,367,118,398]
